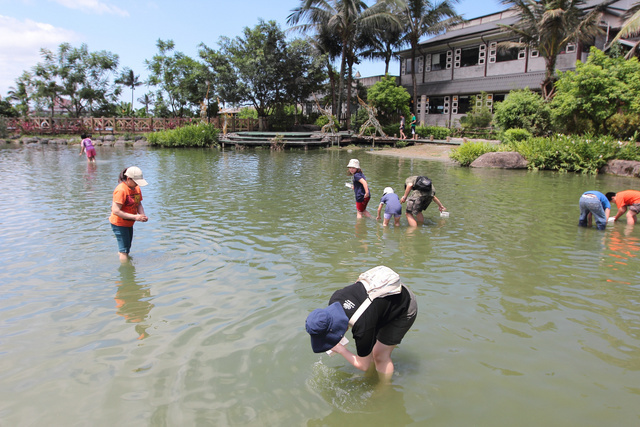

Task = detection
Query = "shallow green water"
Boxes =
[1,144,639,426]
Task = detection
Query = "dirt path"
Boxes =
[370,142,457,162]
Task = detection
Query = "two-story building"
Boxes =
[397,0,634,127]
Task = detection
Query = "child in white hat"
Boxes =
[376,187,402,227]
[347,159,372,218]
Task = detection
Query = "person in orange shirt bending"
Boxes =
[607,190,640,225]
[109,166,149,262]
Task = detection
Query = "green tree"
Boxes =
[32,43,120,117]
[288,0,396,129]
[0,97,19,117]
[493,89,551,135]
[146,39,208,117]
[366,74,410,123]
[137,92,155,117]
[116,67,143,109]
[7,71,33,117]
[550,47,640,134]
[208,20,325,129]
[499,0,616,99]
[397,0,460,111]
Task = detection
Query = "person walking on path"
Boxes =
[400,175,445,227]
[410,113,417,140]
[347,159,372,218]
[607,190,640,225]
[376,187,402,227]
[79,134,96,163]
[578,191,611,230]
[305,266,417,382]
[399,115,407,140]
[109,166,149,263]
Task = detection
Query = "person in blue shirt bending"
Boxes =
[578,190,611,230]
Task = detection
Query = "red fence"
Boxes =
[4,116,259,135]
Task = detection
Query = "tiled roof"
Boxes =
[414,72,546,96]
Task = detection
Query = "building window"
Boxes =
[493,94,506,103]
[457,96,472,114]
[403,58,412,75]
[496,46,520,62]
[460,46,480,67]
[431,52,448,71]
[428,96,446,114]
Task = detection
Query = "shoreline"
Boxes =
[368,142,458,162]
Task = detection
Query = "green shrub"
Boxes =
[606,114,640,140]
[509,134,640,174]
[416,125,451,140]
[493,89,551,135]
[383,123,400,137]
[0,118,8,138]
[501,128,532,145]
[449,141,499,166]
[146,123,219,147]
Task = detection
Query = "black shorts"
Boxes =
[377,288,418,346]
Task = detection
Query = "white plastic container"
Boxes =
[440,211,450,218]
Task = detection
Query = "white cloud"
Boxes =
[52,0,129,17]
[0,15,79,96]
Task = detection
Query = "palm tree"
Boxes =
[288,0,397,129]
[359,19,403,75]
[116,67,142,109]
[499,0,617,100]
[137,93,155,117]
[609,2,640,58]
[397,0,461,111]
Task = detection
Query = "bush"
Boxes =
[501,128,532,145]
[449,141,499,166]
[416,125,451,140]
[508,134,640,174]
[315,115,338,132]
[493,89,551,135]
[606,114,640,140]
[0,118,8,138]
[146,123,219,147]
[383,123,400,137]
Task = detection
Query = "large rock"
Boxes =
[470,151,528,169]
[600,160,640,178]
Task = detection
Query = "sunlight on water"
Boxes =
[1,143,640,426]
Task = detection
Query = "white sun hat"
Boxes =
[347,159,360,169]
[383,187,394,195]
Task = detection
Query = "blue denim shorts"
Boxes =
[111,224,134,254]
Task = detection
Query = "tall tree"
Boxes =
[146,39,208,117]
[31,43,120,117]
[397,0,460,112]
[288,0,396,129]
[137,92,155,117]
[499,0,617,100]
[202,20,325,129]
[7,71,33,117]
[116,67,142,108]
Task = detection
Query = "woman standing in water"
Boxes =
[109,166,149,262]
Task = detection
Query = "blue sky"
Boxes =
[0,0,503,108]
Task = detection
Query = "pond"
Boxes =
[1,143,640,426]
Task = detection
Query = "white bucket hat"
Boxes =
[347,159,360,169]
[124,166,148,186]
[383,187,394,195]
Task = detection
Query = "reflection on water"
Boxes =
[115,263,154,340]
[1,144,640,426]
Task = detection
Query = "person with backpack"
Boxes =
[400,175,446,227]
[305,266,417,381]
